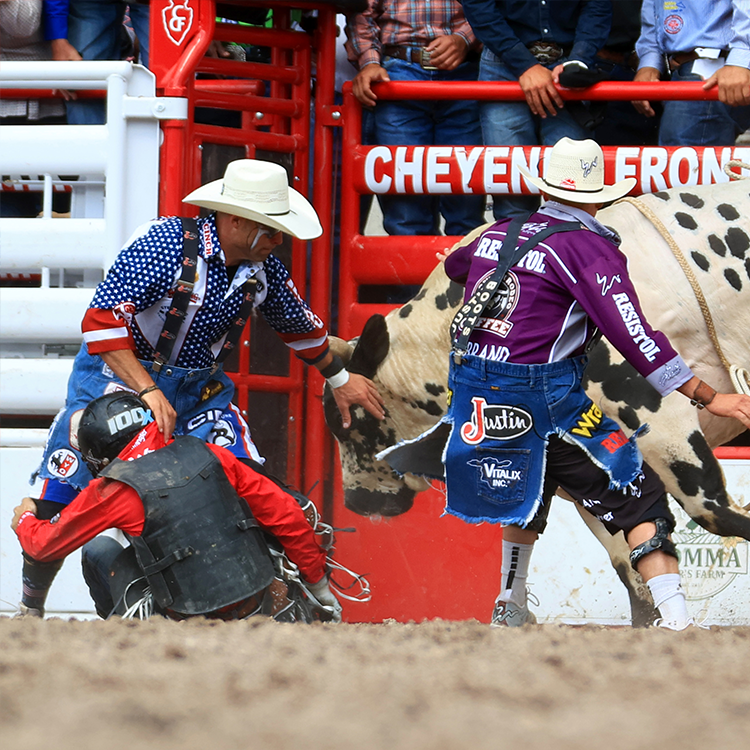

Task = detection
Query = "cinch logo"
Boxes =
[664,14,684,35]
[107,407,149,436]
[460,398,533,445]
[571,402,603,438]
[163,1,194,46]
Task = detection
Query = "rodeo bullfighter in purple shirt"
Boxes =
[434,137,750,630]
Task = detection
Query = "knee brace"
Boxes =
[629,517,678,571]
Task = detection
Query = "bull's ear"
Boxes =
[328,335,354,366]
[347,314,389,380]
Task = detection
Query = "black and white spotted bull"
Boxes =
[323,179,750,626]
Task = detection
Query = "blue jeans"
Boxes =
[66,0,150,125]
[443,355,645,526]
[659,63,750,146]
[31,346,261,503]
[478,48,589,220]
[374,58,485,236]
[81,535,127,618]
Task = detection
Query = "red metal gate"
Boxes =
[150,2,750,622]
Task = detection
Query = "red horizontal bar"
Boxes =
[213,22,312,51]
[192,91,300,117]
[193,123,302,152]
[346,80,719,102]
[229,373,303,394]
[714,447,750,460]
[350,235,457,285]
[198,57,301,85]
[193,79,264,95]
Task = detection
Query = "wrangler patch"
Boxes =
[571,402,603,438]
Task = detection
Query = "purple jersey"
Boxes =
[444,202,692,397]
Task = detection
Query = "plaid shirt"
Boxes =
[346,0,476,68]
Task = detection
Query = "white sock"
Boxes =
[647,573,689,627]
[497,540,534,606]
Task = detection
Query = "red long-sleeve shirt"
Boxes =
[15,422,327,583]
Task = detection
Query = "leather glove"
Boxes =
[306,575,343,623]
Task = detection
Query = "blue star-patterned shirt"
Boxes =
[82,215,328,368]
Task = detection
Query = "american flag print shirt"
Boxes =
[81,215,329,369]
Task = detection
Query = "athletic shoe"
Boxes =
[16,603,44,618]
[653,618,710,631]
[490,599,537,628]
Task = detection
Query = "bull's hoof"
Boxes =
[344,486,415,517]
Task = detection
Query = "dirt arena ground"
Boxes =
[1,617,748,750]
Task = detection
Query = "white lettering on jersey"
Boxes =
[612,292,661,362]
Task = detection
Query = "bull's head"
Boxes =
[323,266,463,517]
[323,315,433,516]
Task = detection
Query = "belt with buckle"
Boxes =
[669,48,728,70]
[596,46,638,70]
[383,45,437,70]
[527,40,570,65]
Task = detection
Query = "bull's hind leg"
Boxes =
[572,503,657,627]
[585,342,750,540]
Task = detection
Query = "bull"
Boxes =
[323,179,750,626]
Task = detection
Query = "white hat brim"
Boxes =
[183,178,323,240]
[518,165,636,205]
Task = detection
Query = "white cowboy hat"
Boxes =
[518,137,636,204]
[183,159,323,240]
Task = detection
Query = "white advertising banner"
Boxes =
[532,458,750,626]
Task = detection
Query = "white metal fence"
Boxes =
[0,61,186,422]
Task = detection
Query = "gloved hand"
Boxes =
[306,575,343,623]
[558,61,609,89]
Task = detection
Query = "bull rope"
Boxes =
[616,183,750,397]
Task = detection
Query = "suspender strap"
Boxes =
[214,278,257,365]
[450,215,582,362]
[152,218,200,372]
[152,218,258,371]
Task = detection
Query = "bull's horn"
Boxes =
[328,335,354,365]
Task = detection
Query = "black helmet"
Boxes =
[78,392,152,474]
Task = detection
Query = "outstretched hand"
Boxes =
[331,372,385,429]
[705,393,750,429]
[632,66,660,117]
[519,64,565,117]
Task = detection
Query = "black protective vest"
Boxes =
[102,437,275,615]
